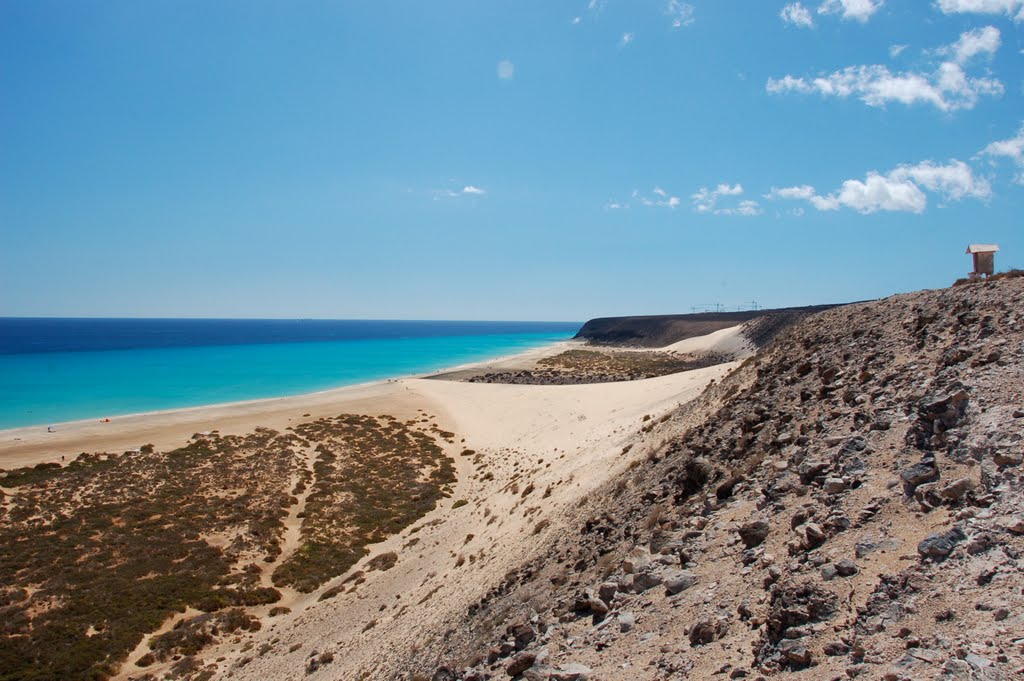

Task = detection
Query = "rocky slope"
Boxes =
[407,277,1024,680]
[574,305,842,349]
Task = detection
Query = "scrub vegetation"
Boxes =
[0,413,455,681]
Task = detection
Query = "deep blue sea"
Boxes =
[0,318,581,430]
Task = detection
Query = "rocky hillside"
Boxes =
[408,277,1024,680]
[574,305,842,349]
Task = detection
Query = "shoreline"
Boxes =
[0,338,582,468]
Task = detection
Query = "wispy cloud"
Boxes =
[433,184,488,200]
[818,0,885,22]
[766,27,1003,111]
[781,2,815,27]
[979,121,1024,184]
[497,59,515,80]
[934,0,1024,22]
[889,43,908,58]
[691,183,763,216]
[620,32,635,46]
[606,186,681,210]
[765,159,991,214]
[942,25,1001,64]
[783,0,884,26]
[667,1,696,28]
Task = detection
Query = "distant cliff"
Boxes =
[574,304,844,349]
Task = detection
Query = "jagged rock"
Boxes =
[901,461,939,492]
[508,623,536,651]
[506,651,536,677]
[664,570,698,595]
[738,520,770,548]
[689,617,729,646]
[803,523,826,548]
[939,477,977,501]
[618,612,635,633]
[917,527,966,560]
[631,571,663,593]
[820,564,838,581]
[597,582,618,604]
[778,639,813,667]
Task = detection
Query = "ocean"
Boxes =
[0,318,581,430]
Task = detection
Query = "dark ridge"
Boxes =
[574,304,848,348]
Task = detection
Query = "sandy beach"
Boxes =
[0,339,583,471]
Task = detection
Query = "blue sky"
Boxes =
[1,1,1022,321]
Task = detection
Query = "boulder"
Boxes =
[738,520,770,548]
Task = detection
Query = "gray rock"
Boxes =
[901,461,939,491]
[664,570,698,595]
[939,477,977,500]
[824,477,847,494]
[820,564,838,581]
[631,571,663,593]
[618,611,635,633]
[917,527,965,560]
[835,558,859,576]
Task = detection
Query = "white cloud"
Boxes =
[934,0,1024,22]
[981,121,1024,163]
[766,159,990,214]
[766,28,1004,111]
[945,25,1001,64]
[889,43,908,58]
[613,186,681,210]
[620,32,635,46]
[980,121,1024,183]
[890,160,991,200]
[433,184,487,200]
[571,16,582,25]
[497,59,515,80]
[766,185,818,200]
[667,1,696,27]
[781,2,815,27]
[691,183,761,215]
[818,0,884,22]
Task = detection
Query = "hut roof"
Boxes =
[966,244,999,254]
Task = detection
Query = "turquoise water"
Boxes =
[0,331,573,429]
